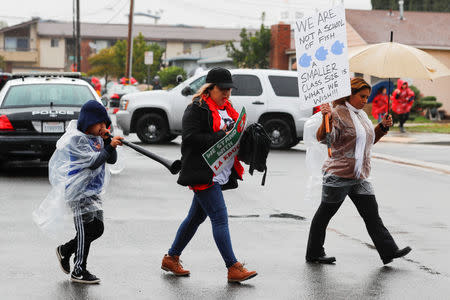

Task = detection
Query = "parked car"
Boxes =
[116,69,314,149]
[102,84,140,113]
[0,72,104,163]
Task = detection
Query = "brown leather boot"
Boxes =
[161,254,190,276]
[227,262,257,283]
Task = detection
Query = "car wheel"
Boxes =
[136,113,168,144]
[263,118,292,149]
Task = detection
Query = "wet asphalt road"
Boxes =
[1,135,450,299]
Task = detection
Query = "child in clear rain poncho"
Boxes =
[33,100,123,284]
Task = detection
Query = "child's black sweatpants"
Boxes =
[60,203,104,274]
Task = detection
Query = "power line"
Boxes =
[106,0,130,23]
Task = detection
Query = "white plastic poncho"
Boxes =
[304,104,377,203]
[33,120,110,238]
[303,113,328,203]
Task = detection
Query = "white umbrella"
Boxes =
[349,42,450,80]
[348,33,450,118]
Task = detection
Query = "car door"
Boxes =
[229,73,267,124]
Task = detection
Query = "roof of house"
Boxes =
[346,9,450,49]
[34,21,248,42]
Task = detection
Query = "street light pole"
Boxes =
[125,0,135,84]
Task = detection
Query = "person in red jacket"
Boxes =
[391,79,415,133]
[371,87,388,122]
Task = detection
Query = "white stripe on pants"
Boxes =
[73,205,85,274]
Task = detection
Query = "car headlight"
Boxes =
[121,99,129,110]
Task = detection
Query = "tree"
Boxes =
[131,33,165,83]
[0,20,7,30]
[87,48,120,83]
[371,0,450,12]
[157,66,187,87]
[87,32,165,83]
[226,14,271,69]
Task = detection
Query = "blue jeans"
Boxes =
[168,184,238,268]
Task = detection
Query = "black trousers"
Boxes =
[398,113,409,127]
[60,211,104,273]
[306,192,399,262]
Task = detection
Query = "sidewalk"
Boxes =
[380,131,450,145]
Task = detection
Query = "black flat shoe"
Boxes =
[306,256,336,264]
[382,246,412,265]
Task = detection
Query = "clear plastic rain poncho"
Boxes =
[304,103,377,202]
[33,120,112,238]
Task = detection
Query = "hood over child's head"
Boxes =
[77,100,111,135]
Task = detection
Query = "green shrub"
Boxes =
[420,100,442,110]
[420,96,437,102]
[157,66,187,87]
[409,85,421,101]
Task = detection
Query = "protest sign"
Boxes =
[202,107,247,175]
[294,4,351,109]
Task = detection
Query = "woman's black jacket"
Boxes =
[177,98,241,190]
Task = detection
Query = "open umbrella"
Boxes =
[368,80,394,103]
[349,32,450,114]
[349,40,450,80]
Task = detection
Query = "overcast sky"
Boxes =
[1,0,371,29]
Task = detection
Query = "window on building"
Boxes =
[94,40,109,53]
[231,75,263,96]
[51,39,59,47]
[268,76,299,97]
[4,37,29,51]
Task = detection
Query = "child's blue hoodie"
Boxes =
[68,100,116,194]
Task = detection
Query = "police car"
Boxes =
[0,72,106,163]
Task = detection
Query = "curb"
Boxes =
[372,152,450,175]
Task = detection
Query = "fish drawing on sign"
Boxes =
[299,53,312,68]
[331,40,345,55]
[315,46,328,61]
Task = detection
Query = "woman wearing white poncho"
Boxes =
[33,100,123,283]
[305,78,411,265]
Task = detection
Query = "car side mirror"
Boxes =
[101,96,108,107]
[181,86,193,96]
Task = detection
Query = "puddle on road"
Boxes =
[229,213,306,221]
[269,213,306,220]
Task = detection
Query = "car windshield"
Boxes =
[1,84,96,108]
[109,85,139,94]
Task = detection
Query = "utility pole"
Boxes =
[76,0,81,72]
[125,0,135,84]
[72,0,76,71]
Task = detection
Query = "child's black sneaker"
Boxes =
[56,246,70,274]
[71,270,101,284]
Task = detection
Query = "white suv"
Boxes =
[116,69,313,149]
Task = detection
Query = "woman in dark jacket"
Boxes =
[161,67,257,283]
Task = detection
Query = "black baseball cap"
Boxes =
[205,67,236,89]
